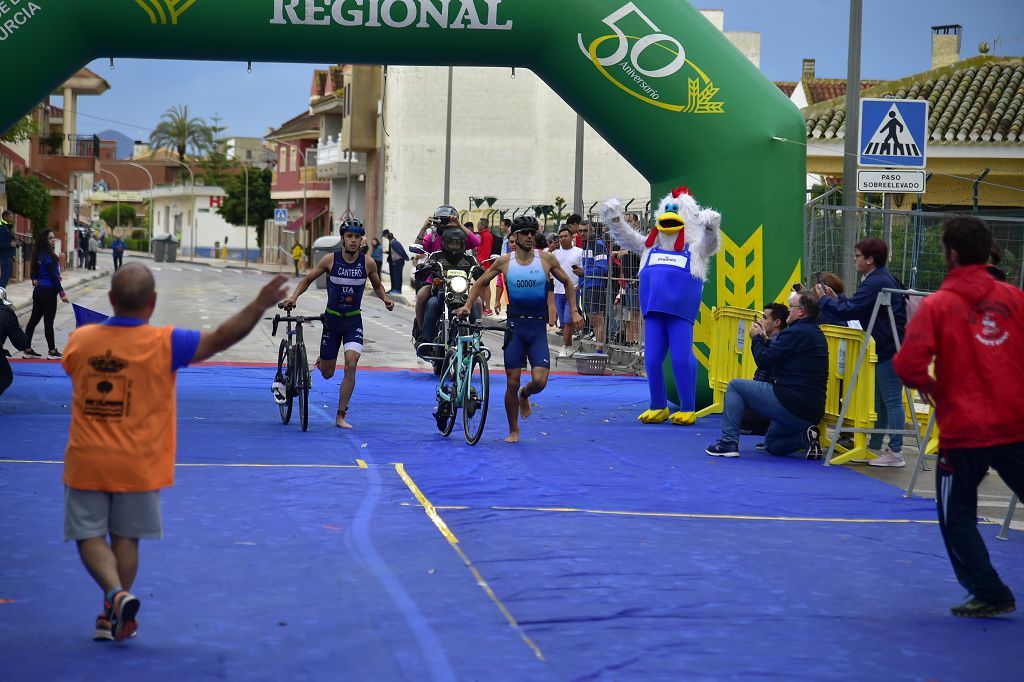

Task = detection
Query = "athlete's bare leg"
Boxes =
[335,349,360,429]
[518,366,549,421]
[504,368,521,443]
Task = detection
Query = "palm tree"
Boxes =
[149,105,212,161]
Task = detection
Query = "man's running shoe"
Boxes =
[48,348,62,358]
[557,346,574,359]
[22,348,42,358]
[706,441,740,458]
[271,381,287,405]
[951,596,1016,618]
[755,442,766,451]
[93,613,114,641]
[109,591,141,641]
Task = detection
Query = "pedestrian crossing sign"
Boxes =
[858,98,929,169]
[274,208,288,226]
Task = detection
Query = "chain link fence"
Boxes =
[806,199,1024,293]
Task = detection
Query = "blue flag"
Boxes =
[73,304,109,328]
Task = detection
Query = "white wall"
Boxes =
[381,66,650,245]
[150,189,256,257]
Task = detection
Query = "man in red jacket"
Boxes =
[894,216,1024,618]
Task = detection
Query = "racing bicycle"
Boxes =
[434,318,494,445]
[271,304,324,432]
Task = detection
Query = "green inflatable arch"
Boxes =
[0,0,804,405]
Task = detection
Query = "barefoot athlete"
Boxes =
[459,216,582,443]
[278,218,394,428]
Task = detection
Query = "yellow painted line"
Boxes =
[0,460,361,470]
[394,463,545,662]
[394,463,458,544]
[356,459,368,469]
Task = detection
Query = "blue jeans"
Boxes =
[421,295,479,344]
[721,379,815,456]
[0,252,12,288]
[869,358,905,453]
[554,293,576,327]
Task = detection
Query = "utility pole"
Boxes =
[841,0,863,289]
[573,116,585,216]
[443,66,453,205]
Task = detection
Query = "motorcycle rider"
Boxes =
[414,204,480,341]
[417,226,483,351]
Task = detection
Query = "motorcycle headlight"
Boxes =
[449,276,468,294]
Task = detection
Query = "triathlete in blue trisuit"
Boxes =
[459,216,581,443]
[279,218,394,429]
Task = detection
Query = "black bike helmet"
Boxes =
[433,204,460,225]
[338,217,365,236]
[442,227,466,254]
[511,215,540,234]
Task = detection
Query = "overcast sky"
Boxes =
[73,0,1020,141]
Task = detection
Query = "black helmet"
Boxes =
[442,227,466,254]
[433,204,459,226]
[511,215,540,234]
[339,217,365,236]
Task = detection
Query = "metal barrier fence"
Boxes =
[805,202,1024,293]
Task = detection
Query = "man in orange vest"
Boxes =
[62,263,288,642]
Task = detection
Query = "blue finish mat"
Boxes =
[1,363,1022,680]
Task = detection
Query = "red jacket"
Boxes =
[893,265,1024,449]
[476,230,494,269]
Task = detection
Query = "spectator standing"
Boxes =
[815,272,846,325]
[894,216,1024,618]
[23,229,69,358]
[553,226,583,357]
[382,229,409,294]
[0,210,16,287]
[111,235,126,271]
[494,218,512,316]
[475,219,495,314]
[578,222,609,352]
[291,241,305,278]
[565,213,583,248]
[77,229,88,269]
[0,286,30,397]
[371,237,384,275]
[817,238,907,467]
[706,290,827,458]
[62,263,288,641]
[88,232,99,270]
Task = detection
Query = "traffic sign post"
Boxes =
[857,169,926,193]
[858,98,929,169]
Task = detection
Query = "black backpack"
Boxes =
[489,230,503,257]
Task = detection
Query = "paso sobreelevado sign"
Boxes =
[0,0,805,405]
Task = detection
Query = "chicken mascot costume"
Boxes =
[601,187,720,425]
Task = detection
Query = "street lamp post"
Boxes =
[167,157,196,261]
[223,151,251,267]
[96,167,121,235]
[126,161,155,253]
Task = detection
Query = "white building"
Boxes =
[148,185,258,260]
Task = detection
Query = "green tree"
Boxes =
[196,113,235,188]
[149,105,212,161]
[5,172,52,233]
[100,204,136,228]
[0,115,38,143]
[218,167,274,248]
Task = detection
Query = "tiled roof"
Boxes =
[805,56,1024,144]
[776,81,797,96]
[805,79,880,104]
[266,111,319,140]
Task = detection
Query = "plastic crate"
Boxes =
[575,353,609,375]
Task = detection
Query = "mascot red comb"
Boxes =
[601,186,720,424]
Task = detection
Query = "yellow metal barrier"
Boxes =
[818,325,877,464]
[695,306,760,418]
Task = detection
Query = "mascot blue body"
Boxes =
[601,187,720,425]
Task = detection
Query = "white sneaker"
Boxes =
[558,346,574,358]
[271,381,287,405]
[868,446,905,468]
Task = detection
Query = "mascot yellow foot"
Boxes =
[669,411,697,426]
[638,408,671,424]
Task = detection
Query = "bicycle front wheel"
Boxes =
[436,350,457,436]
[297,347,310,432]
[277,339,293,425]
[463,351,489,445]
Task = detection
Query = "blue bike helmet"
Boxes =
[339,217,365,236]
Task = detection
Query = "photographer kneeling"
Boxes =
[707,290,828,459]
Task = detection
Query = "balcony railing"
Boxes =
[316,137,367,179]
[38,134,100,158]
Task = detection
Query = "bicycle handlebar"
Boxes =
[270,312,325,337]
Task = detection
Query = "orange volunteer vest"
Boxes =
[63,324,180,492]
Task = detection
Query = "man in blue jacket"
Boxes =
[707,290,828,458]
[576,222,609,351]
[816,237,907,467]
[111,235,126,271]
[0,210,15,288]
